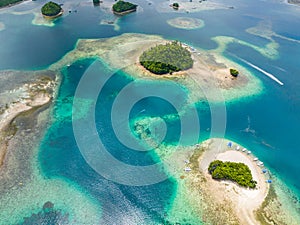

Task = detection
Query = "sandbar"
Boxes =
[167,17,205,30]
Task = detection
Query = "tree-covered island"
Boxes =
[0,0,22,8]
[139,41,193,75]
[41,1,63,18]
[112,0,138,15]
[172,2,179,9]
[208,160,257,188]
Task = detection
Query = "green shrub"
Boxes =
[41,1,62,17]
[140,41,193,75]
[208,160,257,188]
[230,68,239,77]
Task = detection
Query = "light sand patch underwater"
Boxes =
[212,35,279,60]
[0,22,5,31]
[246,19,300,44]
[32,12,56,27]
[167,17,205,30]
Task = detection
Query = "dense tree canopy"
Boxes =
[112,1,137,13]
[139,41,193,75]
[0,0,22,8]
[172,2,179,9]
[41,1,62,17]
[208,160,257,188]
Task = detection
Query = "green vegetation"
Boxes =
[112,0,137,13]
[0,0,22,8]
[172,2,179,9]
[230,68,239,77]
[93,0,100,4]
[208,160,257,188]
[139,41,193,75]
[41,1,62,17]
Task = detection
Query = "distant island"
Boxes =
[208,160,257,188]
[172,2,179,10]
[288,0,300,5]
[112,0,138,15]
[41,1,63,19]
[0,0,23,8]
[139,41,193,75]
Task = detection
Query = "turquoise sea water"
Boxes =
[0,0,300,223]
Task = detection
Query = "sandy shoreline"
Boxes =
[0,73,55,167]
[156,138,270,224]
[199,139,269,225]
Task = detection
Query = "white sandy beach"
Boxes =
[150,137,271,224]
[198,138,269,225]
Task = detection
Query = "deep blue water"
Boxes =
[1,0,300,223]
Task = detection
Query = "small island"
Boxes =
[172,2,179,9]
[208,160,257,188]
[93,0,100,5]
[41,1,63,19]
[288,0,300,5]
[230,68,239,77]
[112,0,138,15]
[139,41,193,75]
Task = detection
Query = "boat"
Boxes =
[184,167,192,172]
[184,160,190,164]
[253,157,258,161]
[257,161,264,166]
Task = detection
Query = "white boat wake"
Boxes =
[228,53,284,86]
